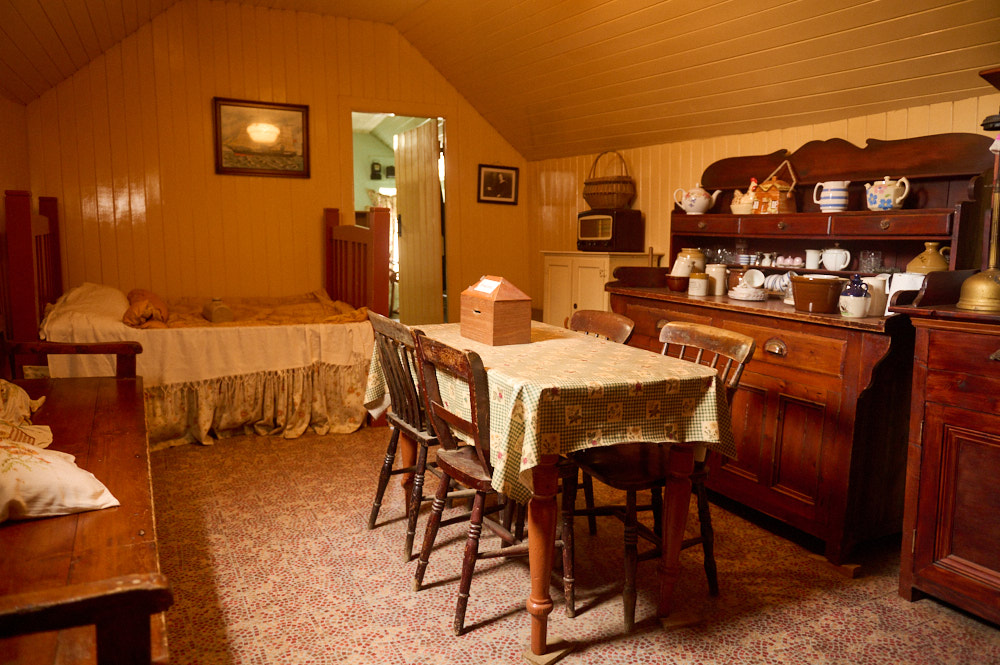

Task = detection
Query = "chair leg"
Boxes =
[693,463,718,596]
[453,491,488,636]
[581,470,598,535]
[623,490,638,633]
[404,443,430,561]
[561,469,577,618]
[368,428,400,530]
[651,484,663,538]
[414,470,451,591]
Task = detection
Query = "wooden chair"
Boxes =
[567,309,634,344]
[411,333,573,635]
[366,312,472,561]
[565,321,755,631]
[567,309,636,535]
[1,334,142,380]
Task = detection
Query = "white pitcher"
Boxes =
[822,247,851,271]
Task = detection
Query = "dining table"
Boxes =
[365,320,734,663]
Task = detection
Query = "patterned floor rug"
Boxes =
[150,429,1000,664]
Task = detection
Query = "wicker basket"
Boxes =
[583,151,636,209]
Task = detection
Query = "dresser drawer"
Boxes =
[831,212,952,236]
[740,215,829,236]
[721,321,846,378]
[926,328,1000,379]
[671,215,739,235]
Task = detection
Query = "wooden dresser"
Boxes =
[893,282,1000,624]
[605,133,994,567]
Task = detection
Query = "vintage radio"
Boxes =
[577,208,644,252]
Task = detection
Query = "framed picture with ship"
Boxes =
[213,97,310,178]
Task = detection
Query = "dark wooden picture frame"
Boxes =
[477,164,519,205]
[213,97,310,178]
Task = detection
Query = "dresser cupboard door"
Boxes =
[913,402,1000,624]
[713,370,843,537]
[572,256,612,313]
[542,256,573,326]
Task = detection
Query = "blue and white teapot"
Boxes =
[865,176,910,211]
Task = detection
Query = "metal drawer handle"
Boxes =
[879,219,891,230]
[764,338,787,357]
[697,221,707,230]
[777,221,786,230]
[991,349,1000,361]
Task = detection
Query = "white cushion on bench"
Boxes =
[0,439,119,522]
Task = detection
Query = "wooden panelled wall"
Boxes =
[526,93,1000,295]
[23,0,527,319]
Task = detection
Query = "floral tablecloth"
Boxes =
[365,321,733,503]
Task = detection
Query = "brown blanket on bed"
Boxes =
[125,289,367,328]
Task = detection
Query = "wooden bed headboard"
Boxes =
[3,190,62,341]
[324,207,390,316]
[2,191,391,346]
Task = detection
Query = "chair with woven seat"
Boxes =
[366,311,473,561]
[411,332,574,635]
[564,321,755,631]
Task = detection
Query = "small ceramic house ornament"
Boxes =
[752,160,798,215]
[460,275,531,345]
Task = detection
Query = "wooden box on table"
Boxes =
[460,276,531,346]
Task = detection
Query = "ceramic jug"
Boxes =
[839,274,871,318]
[862,274,889,316]
[822,246,851,271]
[906,242,950,274]
[812,180,851,212]
[673,184,721,215]
[865,176,910,211]
[676,247,706,272]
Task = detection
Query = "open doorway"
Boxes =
[352,112,447,324]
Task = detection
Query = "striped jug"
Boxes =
[813,180,851,212]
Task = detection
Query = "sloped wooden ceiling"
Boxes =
[2,0,998,160]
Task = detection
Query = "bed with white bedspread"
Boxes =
[41,282,374,449]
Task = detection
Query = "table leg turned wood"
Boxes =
[658,444,695,624]
[523,454,572,664]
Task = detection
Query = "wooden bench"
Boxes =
[0,339,172,665]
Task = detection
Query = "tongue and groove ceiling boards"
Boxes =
[1,0,998,160]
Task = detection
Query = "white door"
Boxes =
[396,121,444,324]
[573,256,611,313]
[543,255,574,327]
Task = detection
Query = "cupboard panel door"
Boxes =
[914,403,1000,623]
[721,381,769,485]
[572,256,611,313]
[711,371,838,532]
[542,256,573,327]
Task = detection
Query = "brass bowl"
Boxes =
[790,275,846,313]
[665,275,690,292]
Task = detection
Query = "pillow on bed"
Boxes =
[123,289,169,329]
[0,439,119,522]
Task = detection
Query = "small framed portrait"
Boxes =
[213,97,310,178]
[477,164,519,205]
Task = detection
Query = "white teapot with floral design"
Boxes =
[674,184,721,215]
[865,176,910,211]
